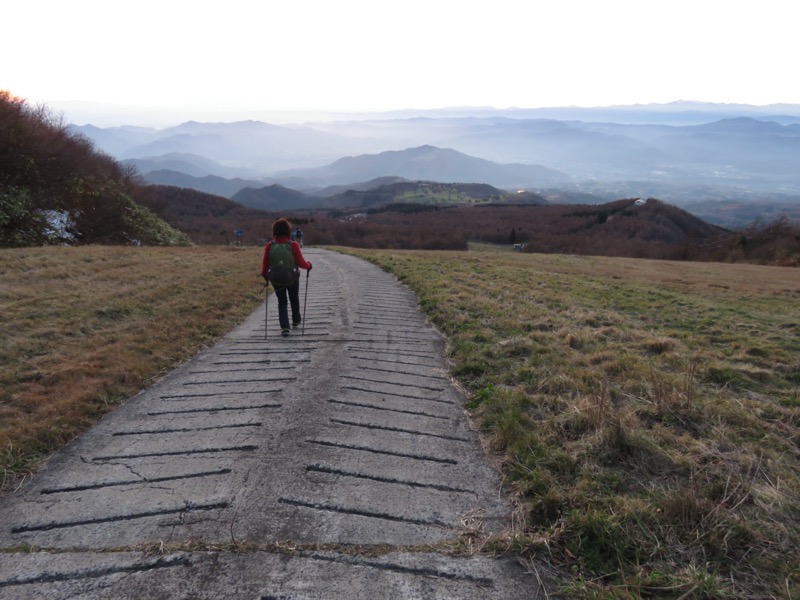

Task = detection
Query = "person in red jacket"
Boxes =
[261,218,312,337]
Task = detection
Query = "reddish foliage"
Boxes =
[142,185,799,265]
[1,90,168,244]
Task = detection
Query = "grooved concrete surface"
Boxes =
[0,249,548,599]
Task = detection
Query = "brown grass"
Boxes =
[0,245,263,491]
[343,247,800,598]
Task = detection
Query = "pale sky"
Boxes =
[3,0,797,125]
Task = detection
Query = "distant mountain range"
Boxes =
[66,102,800,225]
[232,184,320,211]
[273,145,568,188]
[134,146,569,199]
[141,169,263,198]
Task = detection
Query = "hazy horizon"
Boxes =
[36,98,800,129]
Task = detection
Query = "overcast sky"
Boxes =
[4,0,797,126]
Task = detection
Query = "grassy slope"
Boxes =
[2,245,798,597]
[342,247,800,599]
[0,246,263,487]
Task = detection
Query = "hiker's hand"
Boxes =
[307,263,312,271]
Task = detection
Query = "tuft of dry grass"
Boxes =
[0,245,263,492]
[344,247,800,599]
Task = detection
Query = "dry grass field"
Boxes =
[344,247,800,599]
[1,245,263,490]
[2,244,798,597]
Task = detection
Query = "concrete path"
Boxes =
[0,249,550,599]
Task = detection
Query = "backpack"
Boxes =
[267,242,298,289]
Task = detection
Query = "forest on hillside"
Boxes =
[137,186,800,266]
[0,91,188,247]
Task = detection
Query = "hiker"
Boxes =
[294,226,304,247]
[261,218,312,337]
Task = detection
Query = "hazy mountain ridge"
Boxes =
[142,170,264,198]
[69,105,800,194]
[361,101,800,125]
[275,145,568,188]
[232,184,318,211]
[66,103,800,226]
[122,152,257,179]
[76,119,382,174]
[127,139,800,227]
[135,145,566,200]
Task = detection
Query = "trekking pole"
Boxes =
[264,281,269,339]
[301,269,309,337]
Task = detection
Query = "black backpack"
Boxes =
[267,242,298,289]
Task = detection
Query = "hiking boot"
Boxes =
[292,320,301,329]
[281,328,290,337]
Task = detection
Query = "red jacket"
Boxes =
[261,236,311,277]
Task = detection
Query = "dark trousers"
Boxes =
[274,279,301,330]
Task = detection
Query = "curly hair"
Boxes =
[272,218,292,238]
